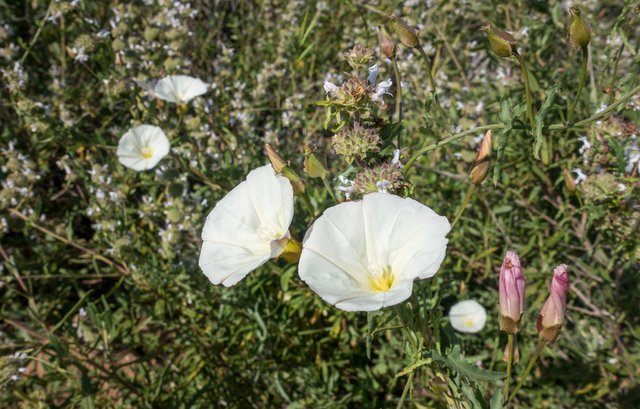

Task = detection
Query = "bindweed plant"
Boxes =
[1,1,639,407]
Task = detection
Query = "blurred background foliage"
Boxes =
[0,0,638,407]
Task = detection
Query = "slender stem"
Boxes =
[321,177,338,202]
[450,184,476,228]
[514,52,535,130]
[20,0,54,65]
[566,46,588,126]
[573,84,640,127]
[391,56,403,124]
[503,333,515,404]
[404,124,506,174]
[417,46,452,133]
[507,340,546,403]
[396,371,415,409]
[8,208,129,275]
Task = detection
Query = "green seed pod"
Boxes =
[389,15,419,48]
[480,23,517,58]
[568,7,592,49]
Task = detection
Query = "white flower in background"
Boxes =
[371,78,393,102]
[153,75,208,104]
[116,125,170,171]
[367,64,379,85]
[391,149,403,168]
[449,300,487,333]
[199,165,295,287]
[298,193,450,311]
[572,168,587,184]
[323,81,339,96]
[336,174,354,200]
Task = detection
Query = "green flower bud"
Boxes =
[470,130,492,185]
[389,15,420,48]
[568,7,592,49]
[480,23,517,58]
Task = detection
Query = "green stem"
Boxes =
[573,84,640,127]
[514,52,535,130]
[507,340,546,403]
[391,56,403,124]
[404,124,506,174]
[396,371,415,409]
[566,46,588,126]
[417,46,453,133]
[450,184,476,228]
[503,333,515,405]
[321,177,338,203]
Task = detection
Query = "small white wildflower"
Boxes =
[72,47,88,63]
[578,136,591,155]
[449,300,487,333]
[323,81,339,96]
[376,180,389,193]
[367,64,379,85]
[572,168,587,184]
[371,78,393,102]
[391,149,403,168]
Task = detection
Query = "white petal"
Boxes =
[116,125,170,171]
[154,75,208,103]
[449,300,487,333]
[323,81,338,95]
[199,164,293,286]
[298,192,450,312]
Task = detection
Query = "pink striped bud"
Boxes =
[499,251,525,334]
[536,264,569,343]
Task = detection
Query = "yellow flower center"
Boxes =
[369,266,395,292]
[464,318,475,328]
[140,147,154,159]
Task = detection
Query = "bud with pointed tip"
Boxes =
[569,7,592,50]
[470,130,492,185]
[503,343,520,364]
[265,144,287,173]
[378,26,396,58]
[499,250,526,334]
[480,23,517,58]
[389,15,419,48]
[264,144,305,194]
[536,264,569,343]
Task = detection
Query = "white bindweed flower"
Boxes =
[153,75,208,104]
[299,193,450,311]
[449,300,487,333]
[116,125,170,171]
[199,165,295,286]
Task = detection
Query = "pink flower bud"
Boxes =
[499,251,525,333]
[536,264,569,343]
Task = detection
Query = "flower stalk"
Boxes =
[566,46,588,126]
[513,51,535,130]
[507,340,546,403]
[503,333,516,404]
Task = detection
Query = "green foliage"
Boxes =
[1,0,639,408]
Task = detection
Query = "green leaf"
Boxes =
[433,346,505,382]
[489,388,503,409]
[532,84,561,160]
[395,358,433,378]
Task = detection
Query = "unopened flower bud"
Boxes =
[389,15,420,48]
[303,145,327,179]
[378,26,396,58]
[536,264,569,343]
[470,129,492,185]
[503,343,520,364]
[264,144,305,194]
[499,250,525,334]
[265,144,287,173]
[480,23,517,58]
[568,7,592,50]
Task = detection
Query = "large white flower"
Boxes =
[116,125,170,171]
[298,193,450,311]
[199,165,294,287]
[449,300,487,334]
[153,75,208,104]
